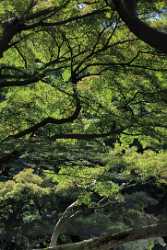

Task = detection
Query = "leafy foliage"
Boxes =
[0,0,167,249]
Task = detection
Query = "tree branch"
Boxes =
[5,88,81,139]
[49,201,80,248]
[0,4,106,58]
[34,223,167,250]
[25,9,107,30]
[112,0,167,53]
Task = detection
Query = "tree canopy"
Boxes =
[0,1,167,250]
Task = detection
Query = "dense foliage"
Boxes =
[0,1,167,249]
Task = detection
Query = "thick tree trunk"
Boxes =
[34,223,167,250]
[113,0,167,54]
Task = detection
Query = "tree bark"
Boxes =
[113,0,167,54]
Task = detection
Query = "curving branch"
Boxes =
[113,0,167,54]
[5,87,81,139]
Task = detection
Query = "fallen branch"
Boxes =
[34,223,167,250]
